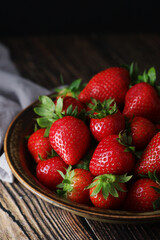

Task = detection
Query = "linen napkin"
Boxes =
[0,43,51,183]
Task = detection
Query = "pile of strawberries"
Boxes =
[27,63,160,212]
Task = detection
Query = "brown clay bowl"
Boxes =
[4,98,160,224]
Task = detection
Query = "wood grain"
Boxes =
[1,34,160,240]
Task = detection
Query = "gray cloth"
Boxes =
[0,43,50,182]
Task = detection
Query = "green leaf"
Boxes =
[151,186,160,194]
[139,174,148,178]
[86,181,98,189]
[128,146,135,152]
[148,171,155,181]
[39,95,55,108]
[66,105,73,115]
[38,103,55,112]
[102,174,116,182]
[102,182,110,199]
[34,107,54,117]
[57,170,65,179]
[129,62,139,81]
[113,182,126,192]
[116,174,132,183]
[55,97,63,115]
[108,183,119,198]
[70,169,75,179]
[69,79,82,91]
[44,127,50,137]
[129,62,134,76]
[63,179,71,184]
[57,183,64,189]
[148,67,156,86]
[34,124,38,132]
[143,70,148,83]
[90,182,103,196]
[37,117,54,128]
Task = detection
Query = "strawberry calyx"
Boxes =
[56,165,74,196]
[116,131,135,152]
[139,171,160,183]
[129,66,160,95]
[52,78,86,99]
[122,62,139,82]
[38,149,58,161]
[87,98,117,119]
[86,173,132,199]
[140,171,160,210]
[34,95,86,137]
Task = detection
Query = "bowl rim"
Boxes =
[4,99,160,222]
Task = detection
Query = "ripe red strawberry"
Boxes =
[88,98,125,141]
[36,156,68,190]
[89,133,135,176]
[79,67,131,107]
[130,117,156,150]
[135,132,160,175]
[124,175,160,212]
[49,116,91,165]
[87,173,132,209]
[123,82,160,123]
[55,96,86,114]
[28,128,52,163]
[57,166,94,204]
[34,96,90,165]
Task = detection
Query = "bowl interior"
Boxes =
[4,100,160,224]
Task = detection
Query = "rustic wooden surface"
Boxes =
[1,34,160,240]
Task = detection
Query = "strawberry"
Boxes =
[124,172,160,211]
[87,173,132,209]
[135,132,160,175]
[34,96,90,165]
[49,116,91,165]
[123,67,160,123]
[36,156,68,190]
[89,132,135,176]
[28,128,52,163]
[78,67,131,107]
[130,117,156,150]
[55,96,86,114]
[88,98,125,141]
[57,166,94,204]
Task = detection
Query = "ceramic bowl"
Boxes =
[4,98,160,224]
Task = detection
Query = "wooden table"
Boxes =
[1,34,160,240]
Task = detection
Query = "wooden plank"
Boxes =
[0,181,96,240]
[86,219,160,240]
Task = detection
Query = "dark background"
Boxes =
[0,1,160,35]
